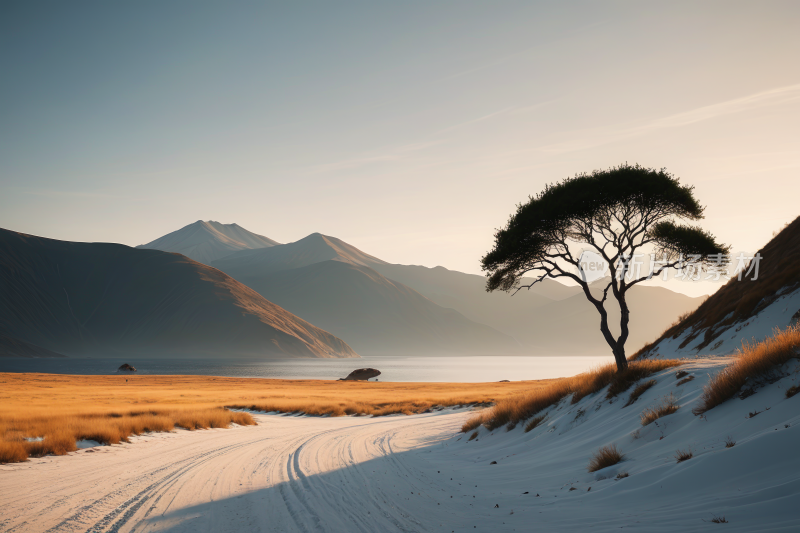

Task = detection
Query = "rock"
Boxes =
[118,363,136,372]
[490,461,497,464]
[339,368,381,381]
[498,379,510,382]
[791,309,800,327]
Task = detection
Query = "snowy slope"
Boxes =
[648,287,800,358]
[2,359,798,532]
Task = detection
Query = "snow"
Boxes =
[2,356,799,532]
[650,287,800,357]
[76,439,102,449]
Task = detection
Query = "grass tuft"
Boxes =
[724,436,736,448]
[676,375,695,386]
[615,471,629,479]
[786,385,799,398]
[463,359,681,432]
[588,444,624,472]
[709,515,729,523]
[693,326,800,415]
[624,379,656,407]
[468,431,478,441]
[640,393,679,426]
[675,448,693,463]
[524,414,547,433]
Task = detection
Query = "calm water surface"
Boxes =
[0,356,609,382]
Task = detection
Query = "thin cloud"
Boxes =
[647,83,800,130]
[538,83,800,154]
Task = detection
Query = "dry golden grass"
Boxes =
[624,379,656,407]
[524,413,547,433]
[587,444,624,472]
[640,393,679,426]
[693,326,800,415]
[0,373,546,463]
[463,359,681,431]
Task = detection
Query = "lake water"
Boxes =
[0,355,610,382]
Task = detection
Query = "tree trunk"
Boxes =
[612,345,628,373]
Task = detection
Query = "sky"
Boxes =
[1,1,799,297]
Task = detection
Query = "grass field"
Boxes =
[0,373,553,463]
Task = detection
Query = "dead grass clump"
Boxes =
[587,444,624,472]
[640,393,680,426]
[786,385,799,398]
[615,471,629,479]
[693,326,800,415]
[469,431,479,441]
[624,379,656,407]
[0,441,28,463]
[463,359,681,432]
[524,414,547,433]
[461,415,484,434]
[675,370,689,379]
[709,515,729,523]
[724,436,736,448]
[675,448,693,463]
[605,360,681,399]
[677,375,695,386]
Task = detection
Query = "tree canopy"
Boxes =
[482,163,730,371]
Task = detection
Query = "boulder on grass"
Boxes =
[118,363,137,372]
[339,368,380,381]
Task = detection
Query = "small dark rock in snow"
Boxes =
[494,504,499,508]
[118,363,136,372]
[522,491,529,494]
[490,461,497,464]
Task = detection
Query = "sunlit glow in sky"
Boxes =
[1,2,798,297]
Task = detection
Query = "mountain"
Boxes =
[212,234,522,356]
[137,220,279,264]
[0,228,357,359]
[221,259,522,356]
[636,215,800,358]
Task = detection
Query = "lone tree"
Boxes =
[482,164,729,372]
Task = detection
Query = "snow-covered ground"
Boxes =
[651,287,800,357]
[1,355,799,533]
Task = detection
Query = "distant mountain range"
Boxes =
[0,228,356,359]
[1,219,706,360]
[135,221,703,357]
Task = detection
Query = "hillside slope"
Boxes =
[0,228,357,359]
[637,215,800,358]
[137,220,279,264]
[234,259,522,356]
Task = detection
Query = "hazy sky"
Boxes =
[2,1,798,296]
